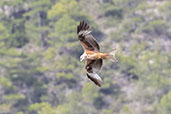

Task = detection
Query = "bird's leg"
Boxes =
[80,52,85,61]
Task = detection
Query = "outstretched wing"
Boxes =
[85,59,103,87]
[86,59,103,73]
[77,21,100,52]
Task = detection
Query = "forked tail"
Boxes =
[108,48,118,63]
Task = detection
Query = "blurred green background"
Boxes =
[0,0,171,114]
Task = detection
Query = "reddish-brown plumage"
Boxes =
[85,50,109,60]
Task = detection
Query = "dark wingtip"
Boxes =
[87,73,102,87]
[77,21,90,34]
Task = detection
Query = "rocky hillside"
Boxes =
[0,0,170,114]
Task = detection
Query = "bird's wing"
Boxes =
[92,59,103,72]
[77,21,100,52]
[85,59,103,73]
[87,73,102,87]
[85,59,103,87]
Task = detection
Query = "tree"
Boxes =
[158,91,171,114]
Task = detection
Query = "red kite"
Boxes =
[77,21,118,87]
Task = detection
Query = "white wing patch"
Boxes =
[78,30,91,36]
[87,72,102,82]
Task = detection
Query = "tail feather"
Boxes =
[87,73,102,87]
[108,49,118,63]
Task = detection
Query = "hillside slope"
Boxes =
[0,0,170,114]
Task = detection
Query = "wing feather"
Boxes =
[84,34,100,51]
[85,59,103,87]
[77,21,100,51]
[85,59,103,73]
[91,59,103,72]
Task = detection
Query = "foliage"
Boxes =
[29,102,56,114]
[0,0,170,114]
[158,91,171,114]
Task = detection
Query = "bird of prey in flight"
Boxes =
[77,21,118,87]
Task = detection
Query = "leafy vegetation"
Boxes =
[0,0,170,114]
